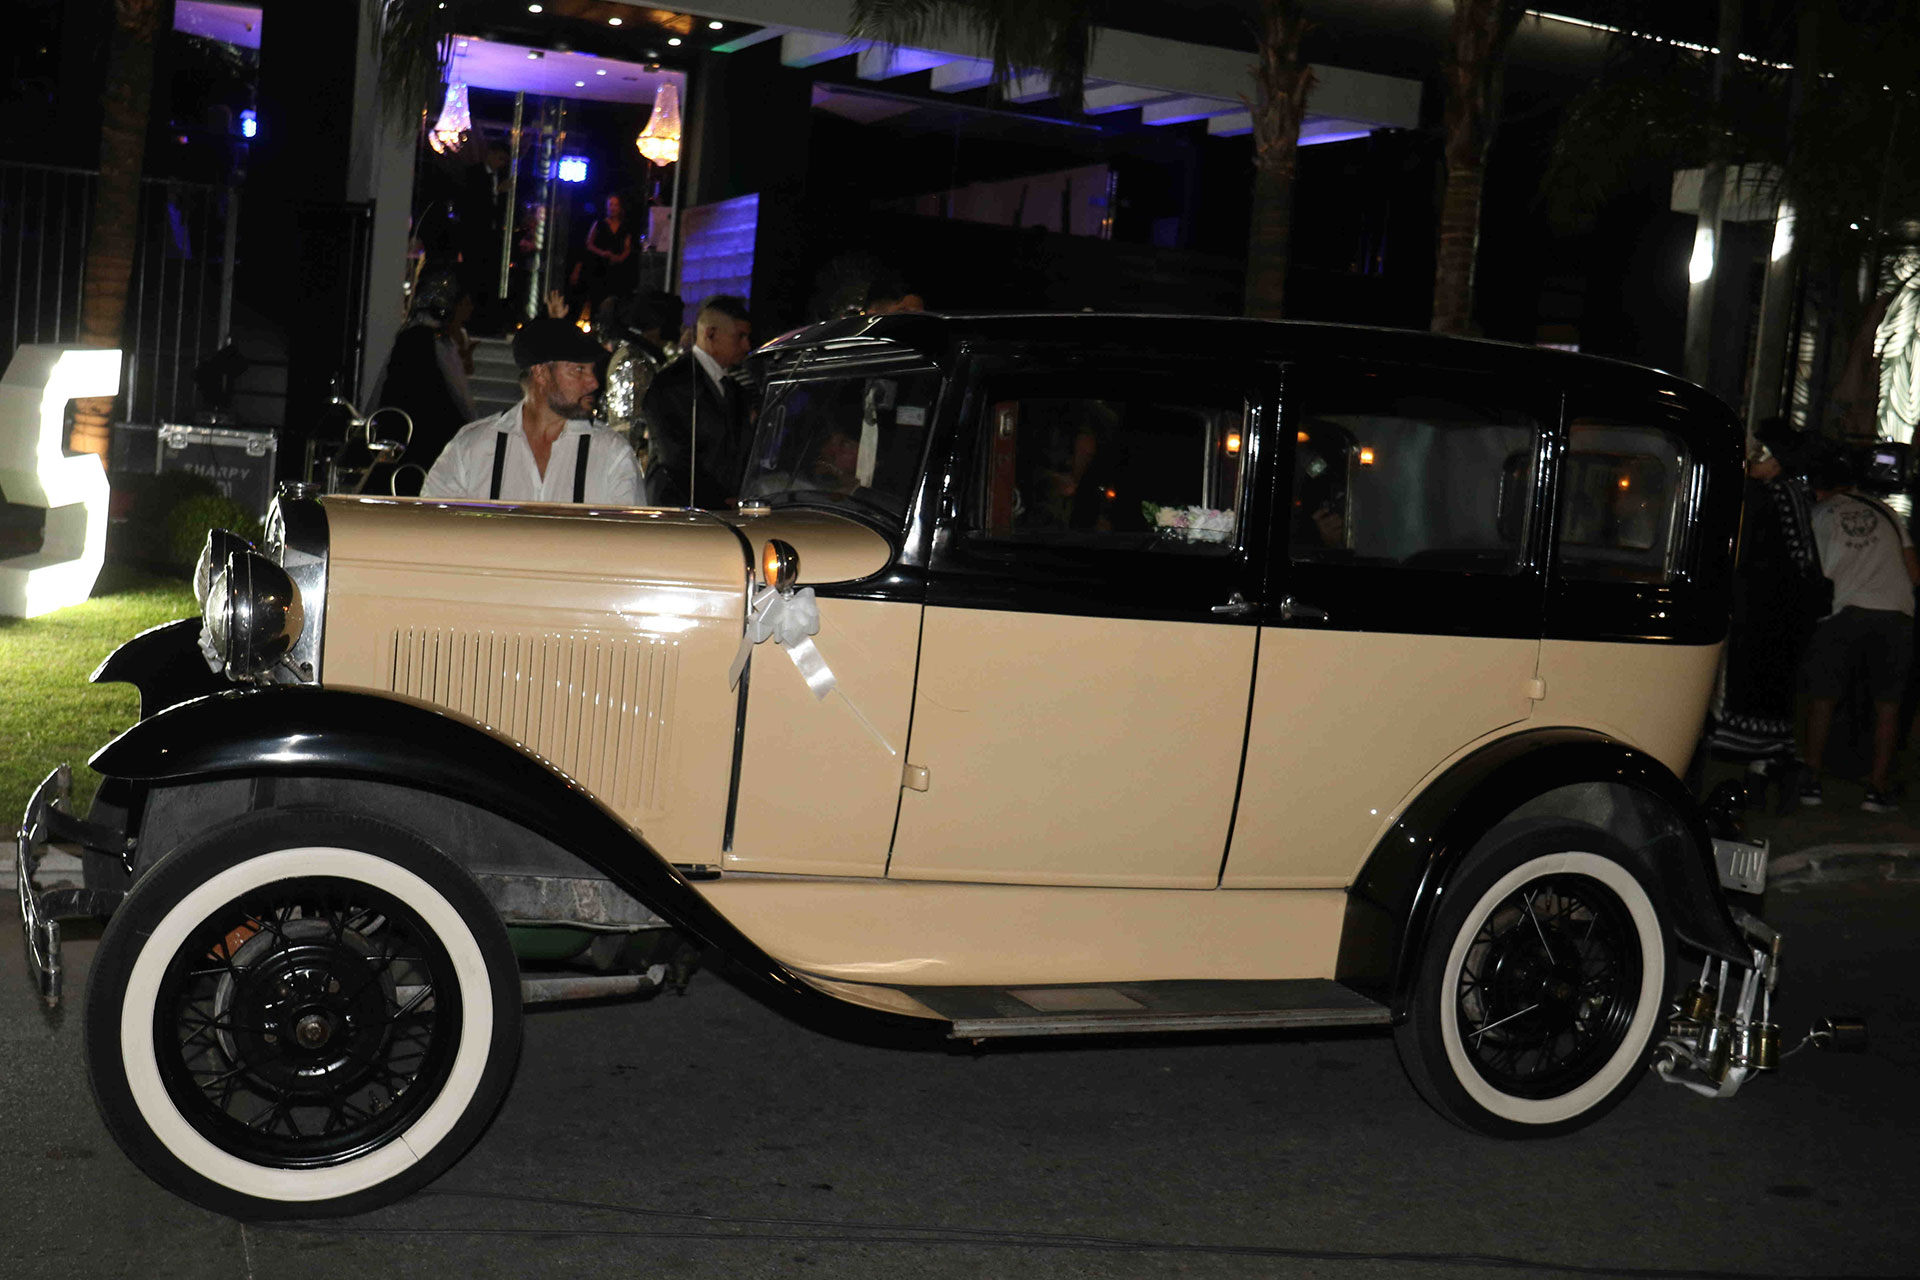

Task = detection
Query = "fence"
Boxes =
[0,162,93,356]
[123,176,240,425]
[1,160,244,427]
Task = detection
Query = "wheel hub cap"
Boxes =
[294,1012,334,1050]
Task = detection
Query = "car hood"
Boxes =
[303,496,890,862]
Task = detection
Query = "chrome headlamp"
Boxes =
[194,527,256,611]
[201,539,304,681]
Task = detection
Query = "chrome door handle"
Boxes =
[1211,592,1258,617]
[1279,595,1328,622]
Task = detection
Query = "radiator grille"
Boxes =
[388,628,678,814]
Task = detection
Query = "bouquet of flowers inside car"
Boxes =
[1141,502,1234,543]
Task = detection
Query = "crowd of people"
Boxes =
[1705,421,1920,812]
[370,197,926,514]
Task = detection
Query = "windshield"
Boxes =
[740,370,941,520]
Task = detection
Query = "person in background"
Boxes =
[422,316,641,505]
[571,194,636,320]
[865,286,925,315]
[1700,419,1823,800]
[1798,451,1920,811]
[639,295,753,508]
[604,291,681,465]
[370,267,477,474]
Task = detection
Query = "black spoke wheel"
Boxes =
[156,879,460,1167]
[1451,874,1640,1099]
[87,809,523,1219]
[1394,823,1672,1137]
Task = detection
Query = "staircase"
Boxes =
[469,337,521,420]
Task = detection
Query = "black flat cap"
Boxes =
[512,316,604,369]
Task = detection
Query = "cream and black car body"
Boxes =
[18,313,1782,1219]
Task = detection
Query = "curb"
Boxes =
[1770,843,1920,888]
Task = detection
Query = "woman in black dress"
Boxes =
[572,194,637,316]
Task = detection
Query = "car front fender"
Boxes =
[89,685,938,1042]
[90,617,229,718]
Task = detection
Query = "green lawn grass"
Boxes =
[1,565,197,824]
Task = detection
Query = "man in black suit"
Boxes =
[639,295,753,508]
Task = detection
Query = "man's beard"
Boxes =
[546,390,596,419]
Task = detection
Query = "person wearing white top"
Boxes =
[421,316,644,506]
[1799,452,1920,811]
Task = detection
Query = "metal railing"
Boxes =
[2,161,243,427]
[0,161,93,356]
[123,176,240,425]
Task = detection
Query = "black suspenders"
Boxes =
[489,432,508,500]
[488,429,592,502]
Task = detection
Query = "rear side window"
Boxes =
[968,376,1247,555]
[1289,379,1541,575]
[1556,422,1694,582]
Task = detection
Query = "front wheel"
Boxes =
[1394,824,1672,1137]
[85,809,523,1218]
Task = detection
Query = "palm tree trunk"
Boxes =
[1431,0,1523,335]
[1243,0,1313,319]
[1432,158,1487,334]
[1245,164,1297,318]
[71,0,160,459]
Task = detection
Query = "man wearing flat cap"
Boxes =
[421,316,643,505]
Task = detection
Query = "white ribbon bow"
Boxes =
[728,584,895,754]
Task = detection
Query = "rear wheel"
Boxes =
[1394,824,1671,1137]
[85,809,523,1218]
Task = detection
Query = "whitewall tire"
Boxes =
[1394,823,1672,1137]
[85,809,523,1219]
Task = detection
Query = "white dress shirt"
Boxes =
[421,402,644,505]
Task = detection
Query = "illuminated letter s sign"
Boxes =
[0,345,121,617]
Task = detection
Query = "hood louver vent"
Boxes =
[388,627,678,817]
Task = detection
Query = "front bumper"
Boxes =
[16,766,127,1008]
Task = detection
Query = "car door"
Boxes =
[888,350,1270,888]
[1222,357,1555,887]
[724,362,946,878]
[1534,385,1733,772]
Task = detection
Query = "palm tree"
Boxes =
[1543,0,1920,429]
[70,0,161,459]
[848,0,1314,319]
[1242,0,1314,319]
[848,0,1096,113]
[1430,0,1529,335]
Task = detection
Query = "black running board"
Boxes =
[899,978,1392,1040]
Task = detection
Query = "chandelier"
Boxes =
[428,80,471,155]
[635,82,681,166]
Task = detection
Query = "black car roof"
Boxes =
[755,311,1738,443]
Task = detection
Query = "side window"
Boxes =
[1289,377,1541,575]
[968,376,1246,555]
[1555,422,1693,583]
[740,370,940,518]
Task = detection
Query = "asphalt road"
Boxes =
[5,879,1917,1280]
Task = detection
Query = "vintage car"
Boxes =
[18,313,1781,1220]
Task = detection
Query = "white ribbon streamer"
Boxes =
[728,584,896,755]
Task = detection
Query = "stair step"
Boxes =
[470,338,519,375]
[901,978,1391,1040]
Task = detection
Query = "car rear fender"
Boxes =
[1335,729,1749,1021]
[88,685,938,1041]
